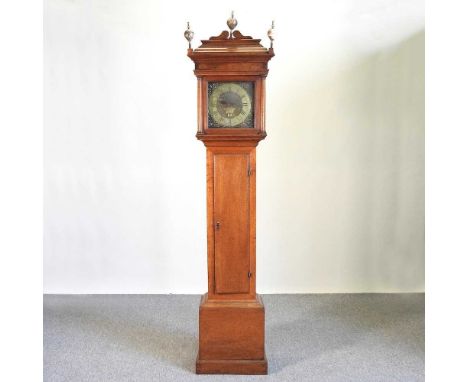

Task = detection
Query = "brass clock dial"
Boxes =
[208,82,254,128]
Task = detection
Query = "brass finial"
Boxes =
[184,21,194,49]
[267,20,275,48]
[227,11,238,39]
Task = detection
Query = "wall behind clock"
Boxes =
[44,0,425,293]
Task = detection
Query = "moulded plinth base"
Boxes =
[196,355,268,375]
[196,293,268,375]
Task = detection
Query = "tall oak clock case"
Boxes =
[187,27,274,375]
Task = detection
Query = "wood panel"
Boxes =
[199,305,264,360]
[213,153,250,294]
[197,294,267,374]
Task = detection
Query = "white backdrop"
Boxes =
[44,0,424,294]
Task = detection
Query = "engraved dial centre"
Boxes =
[208,82,253,128]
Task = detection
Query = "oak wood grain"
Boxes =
[188,27,273,375]
[214,153,250,294]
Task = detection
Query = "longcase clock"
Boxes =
[185,14,275,375]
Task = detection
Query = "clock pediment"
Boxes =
[197,30,266,51]
[188,29,274,77]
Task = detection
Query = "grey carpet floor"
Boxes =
[44,294,424,382]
